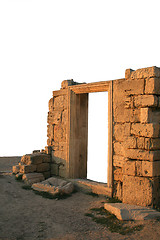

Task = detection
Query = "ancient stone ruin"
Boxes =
[13,66,160,208]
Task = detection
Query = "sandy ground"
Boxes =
[0,157,160,240]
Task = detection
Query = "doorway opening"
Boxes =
[87,92,108,183]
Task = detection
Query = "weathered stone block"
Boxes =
[19,164,37,174]
[125,148,160,161]
[145,77,160,94]
[124,96,134,109]
[131,123,160,138]
[114,109,140,123]
[21,155,32,165]
[145,138,160,150]
[114,168,123,181]
[113,155,128,168]
[128,66,160,79]
[113,142,125,156]
[114,123,130,141]
[123,161,136,176]
[134,95,158,108]
[51,163,59,176]
[59,165,67,178]
[54,124,66,142]
[123,175,153,206]
[124,136,137,149]
[37,163,50,172]
[137,137,145,149]
[142,161,160,177]
[22,173,45,185]
[136,161,142,176]
[113,181,123,201]
[122,79,144,95]
[47,111,62,125]
[47,124,54,139]
[54,95,65,109]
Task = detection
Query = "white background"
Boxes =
[0,1,160,181]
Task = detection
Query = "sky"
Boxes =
[0,0,160,162]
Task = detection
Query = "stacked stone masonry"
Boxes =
[12,66,160,208]
[113,67,160,207]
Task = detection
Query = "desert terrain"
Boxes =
[0,157,160,240]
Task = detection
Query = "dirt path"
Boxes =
[0,157,160,240]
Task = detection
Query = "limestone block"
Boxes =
[125,69,134,79]
[113,142,125,156]
[125,148,160,161]
[54,95,65,109]
[114,168,122,181]
[37,163,50,172]
[32,177,74,196]
[113,155,128,167]
[136,161,142,176]
[141,108,160,124]
[124,136,137,149]
[114,123,130,141]
[145,138,160,150]
[123,175,153,206]
[21,155,32,165]
[47,111,62,125]
[131,123,160,138]
[12,165,20,174]
[113,181,123,201]
[141,161,160,177]
[124,96,134,109]
[114,108,140,123]
[137,137,145,149]
[59,165,67,178]
[48,98,54,111]
[51,163,59,175]
[134,95,158,108]
[47,124,54,139]
[122,78,144,95]
[127,66,160,79]
[123,160,136,176]
[145,77,160,94]
[104,202,160,220]
[54,124,66,142]
[22,173,45,185]
[140,108,151,123]
[19,164,37,174]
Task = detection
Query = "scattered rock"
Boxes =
[32,177,74,196]
[22,173,45,185]
[104,202,160,220]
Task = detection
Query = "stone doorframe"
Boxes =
[66,80,113,190]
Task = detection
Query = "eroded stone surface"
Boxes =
[32,177,74,196]
[104,203,160,220]
[22,173,45,185]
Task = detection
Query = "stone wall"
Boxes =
[113,67,160,207]
[12,66,160,208]
[47,87,68,178]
